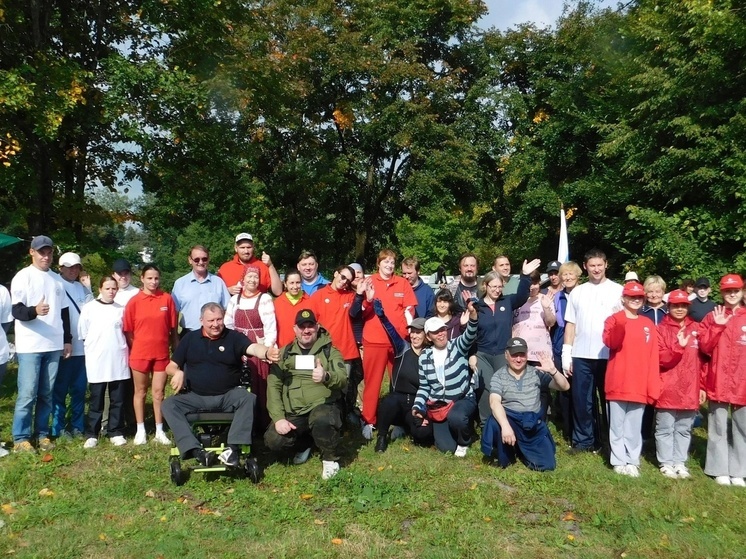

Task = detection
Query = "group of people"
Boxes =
[0,235,743,487]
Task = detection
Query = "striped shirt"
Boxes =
[414,319,477,411]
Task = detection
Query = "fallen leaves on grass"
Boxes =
[562,512,577,521]
[99,534,107,541]
[331,538,343,545]
[377,466,385,472]
[300,493,313,500]
[145,490,155,498]
[41,454,53,462]
[2,503,18,515]
[470,483,477,490]
[483,517,492,522]
[133,454,142,460]
[680,516,695,523]
[314,519,325,525]
[38,488,54,497]
[567,534,575,542]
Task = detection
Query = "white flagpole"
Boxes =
[558,206,569,263]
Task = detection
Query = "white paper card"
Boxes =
[295,355,315,370]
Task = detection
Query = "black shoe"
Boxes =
[218,447,240,468]
[194,448,216,467]
[568,445,601,455]
[375,435,389,453]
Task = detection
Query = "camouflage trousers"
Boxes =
[264,403,342,461]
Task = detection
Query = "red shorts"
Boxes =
[129,358,170,373]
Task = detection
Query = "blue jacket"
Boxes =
[412,279,435,319]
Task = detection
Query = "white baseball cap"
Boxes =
[424,317,448,334]
[59,252,82,267]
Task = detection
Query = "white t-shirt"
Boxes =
[11,266,70,353]
[78,300,130,383]
[564,279,623,359]
[0,284,12,365]
[114,284,139,307]
[60,278,94,356]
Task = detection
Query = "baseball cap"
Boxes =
[505,337,528,355]
[424,317,448,334]
[408,318,427,331]
[720,274,744,290]
[235,233,254,244]
[30,235,53,250]
[112,258,131,273]
[546,260,561,273]
[622,281,645,297]
[667,289,691,305]
[59,252,81,267]
[694,277,710,288]
[624,271,639,282]
[295,308,318,326]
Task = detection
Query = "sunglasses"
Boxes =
[192,257,209,263]
[339,275,353,283]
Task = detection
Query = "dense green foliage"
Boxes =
[1,0,745,285]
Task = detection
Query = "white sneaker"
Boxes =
[0,445,9,458]
[361,423,375,440]
[83,437,98,449]
[154,431,171,445]
[673,463,691,479]
[110,436,127,446]
[293,447,312,465]
[659,464,677,479]
[714,475,731,485]
[730,477,746,487]
[390,426,406,441]
[322,460,340,480]
[624,464,640,478]
[613,465,627,475]
[134,431,147,445]
[454,445,468,458]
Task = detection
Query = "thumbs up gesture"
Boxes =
[36,295,50,317]
[312,358,326,383]
[261,251,272,267]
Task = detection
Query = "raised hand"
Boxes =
[521,258,541,276]
[677,326,690,348]
[712,305,732,326]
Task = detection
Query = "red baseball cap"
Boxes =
[622,281,645,297]
[720,274,744,290]
[667,289,691,305]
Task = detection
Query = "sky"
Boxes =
[478,0,621,31]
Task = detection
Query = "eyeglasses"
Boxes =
[339,275,353,283]
[192,257,209,263]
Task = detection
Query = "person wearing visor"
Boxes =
[481,337,569,471]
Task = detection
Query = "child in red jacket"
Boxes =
[603,281,661,477]
[655,290,706,479]
[699,274,746,486]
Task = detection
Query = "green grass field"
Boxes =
[1,364,744,559]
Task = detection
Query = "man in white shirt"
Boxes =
[51,252,94,438]
[10,236,72,453]
[562,248,623,452]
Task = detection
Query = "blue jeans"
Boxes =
[570,357,608,450]
[51,355,87,435]
[13,351,62,443]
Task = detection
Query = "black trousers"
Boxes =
[264,403,342,461]
[86,380,127,438]
[376,392,433,446]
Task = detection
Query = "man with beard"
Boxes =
[217,233,282,296]
[447,253,480,313]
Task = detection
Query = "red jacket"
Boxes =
[603,311,661,404]
[274,292,312,349]
[217,255,272,294]
[699,306,746,405]
[311,285,359,361]
[656,315,705,410]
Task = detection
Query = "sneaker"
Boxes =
[58,430,73,440]
[38,437,55,451]
[659,464,677,479]
[730,477,746,487]
[154,431,171,445]
[361,423,375,440]
[454,445,468,458]
[218,448,240,468]
[390,426,406,441]
[83,438,98,449]
[613,465,627,475]
[0,445,9,458]
[293,447,312,465]
[374,435,389,453]
[134,431,147,445]
[322,460,340,480]
[13,441,35,454]
[673,464,691,479]
[194,448,216,467]
[625,464,640,478]
[714,475,731,486]
[110,436,127,446]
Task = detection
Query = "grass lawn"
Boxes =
[1,364,744,559]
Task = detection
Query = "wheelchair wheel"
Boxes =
[170,459,184,486]
[244,457,261,484]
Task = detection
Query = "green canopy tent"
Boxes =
[0,233,23,249]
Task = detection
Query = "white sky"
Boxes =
[479,0,621,31]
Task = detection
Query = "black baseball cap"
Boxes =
[546,260,561,273]
[295,309,318,326]
[694,277,710,288]
[505,337,528,355]
[112,258,132,273]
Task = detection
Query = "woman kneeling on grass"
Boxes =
[79,277,130,448]
[411,299,478,457]
[602,281,661,478]
[655,289,706,479]
[699,274,746,487]
[481,339,569,471]
[123,265,178,446]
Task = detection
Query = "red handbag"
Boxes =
[426,399,455,422]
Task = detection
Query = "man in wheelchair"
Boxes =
[163,302,279,468]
